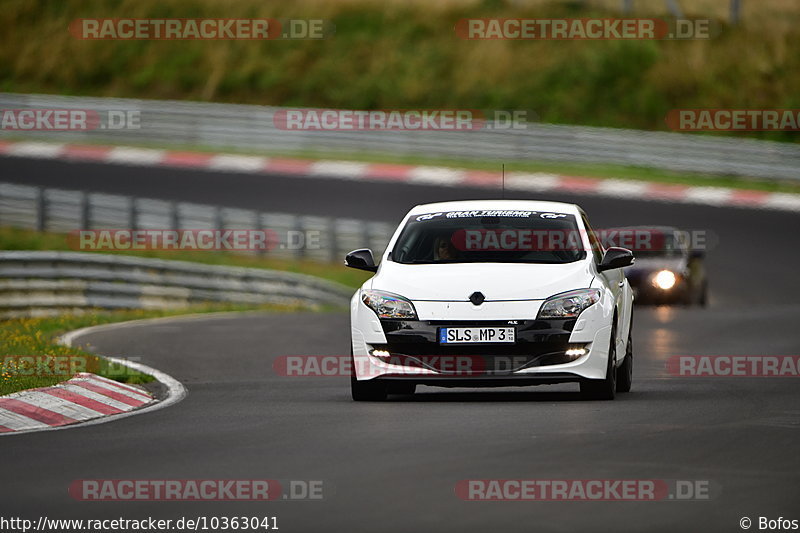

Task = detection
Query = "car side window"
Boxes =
[581,214,604,264]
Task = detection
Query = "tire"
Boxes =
[580,322,617,400]
[616,326,633,393]
[350,349,387,401]
[679,285,693,306]
[351,376,388,401]
[698,281,708,307]
[389,382,416,395]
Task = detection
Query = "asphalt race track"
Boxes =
[3,156,800,532]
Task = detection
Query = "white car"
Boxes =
[346,200,634,401]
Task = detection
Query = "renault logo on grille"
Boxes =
[469,292,485,305]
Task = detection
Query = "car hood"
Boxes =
[370,260,593,301]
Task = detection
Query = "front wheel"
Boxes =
[698,281,709,307]
[351,376,388,401]
[389,382,416,395]
[616,327,633,393]
[350,350,388,401]
[580,324,617,400]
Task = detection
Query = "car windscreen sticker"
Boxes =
[415,212,443,221]
[442,210,537,218]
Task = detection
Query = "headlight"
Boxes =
[361,290,417,319]
[538,289,601,319]
[652,270,677,290]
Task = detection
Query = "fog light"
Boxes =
[370,349,391,358]
[653,270,677,290]
[565,346,587,359]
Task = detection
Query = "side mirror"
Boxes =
[598,247,634,272]
[344,249,378,272]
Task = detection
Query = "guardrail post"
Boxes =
[36,187,46,232]
[621,0,633,14]
[170,201,180,230]
[294,215,305,259]
[81,192,91,230]
[329,217,338,263]
[256,212,265,256]
[664,0,684,17]
[130,198,138,231]
[730,0,742,25]
[214,206,224,231]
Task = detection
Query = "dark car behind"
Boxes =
[598,226,708,306]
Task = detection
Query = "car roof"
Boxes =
[601,225,680,233]
[407,199,582,216]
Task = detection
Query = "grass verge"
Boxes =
[3,0,800,143]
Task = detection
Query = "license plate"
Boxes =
[439,327,515,344]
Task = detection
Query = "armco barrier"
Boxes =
[0,251,353,317]
[0,181,395,263]
[1,93,799,180]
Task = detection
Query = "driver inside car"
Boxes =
[433,236,458,261]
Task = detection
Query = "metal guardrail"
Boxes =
[0,251,353,317]
[0,181,394,264]
[0,180,385,315]
[1,92,799,181]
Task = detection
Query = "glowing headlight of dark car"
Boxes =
[652,270,677,290]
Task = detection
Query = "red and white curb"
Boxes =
[1,139,799,212]
[0,316,190,436]
[0,373,153,433]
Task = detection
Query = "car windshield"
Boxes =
[634,232,684,258]
[391,209,587,264]
[596,228,686,259]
